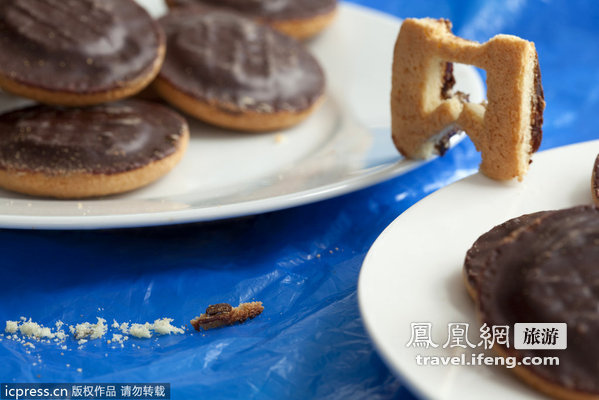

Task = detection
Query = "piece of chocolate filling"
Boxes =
[441,62,456,100]
[434,62,460,155]
[593,154,599,204]
[529,55,545,153]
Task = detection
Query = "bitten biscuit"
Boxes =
[465,206,599,400]
[0,0,165,106]
[154,7,325,132]
[391,18,545,181]
[165,0,338,40]
[0,100,188,198]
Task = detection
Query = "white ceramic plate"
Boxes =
[358,140,599,399]
[0,2,484,229]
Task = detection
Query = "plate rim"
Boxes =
[0,158,420,229]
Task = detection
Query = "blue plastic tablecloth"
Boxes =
[1,1,598,399]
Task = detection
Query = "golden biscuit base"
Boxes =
[269,8,338,40]
[391,18,545,181]
[164,0,337,40]
[0,126,188,199]
[489,341,599,400]
[153,77,324,132]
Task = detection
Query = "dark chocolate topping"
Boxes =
[206,303,233,316]
[0,0,163,93]
[593,154,599,204]
[158,8,325,113]
[167,0,337,21]
[464,211,550,293]
[529,54,545,153]
[477,205,599,394]
[0,100,186,175]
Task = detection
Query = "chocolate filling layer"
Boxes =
[593,155,599,204]
[441,62,456,100]
[529,54,545,153]
[158,8,325,114]
[166,0,337,21]
[0,0,163,93]
[0,100,186,175]
[434,62,460,155]
[476,205,599,394]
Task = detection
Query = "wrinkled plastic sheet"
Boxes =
[1,1,598,399]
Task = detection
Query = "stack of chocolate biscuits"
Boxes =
[0,0,334,198]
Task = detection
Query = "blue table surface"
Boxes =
[2,1,599,399]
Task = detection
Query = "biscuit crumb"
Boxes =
[239,96,256,109]
[191,302,264,331]
[274,134,286,144]
[5,321,18,334]
[111,333,127,344]
[112,321,130,335]
[129,323,152,339]
[3,313,191,353]
[19,319,54,339]
[152,318,184,335]
[73,318,107,340]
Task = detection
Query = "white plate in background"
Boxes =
[0,2,484,229]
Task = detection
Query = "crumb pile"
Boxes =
[1,316,186,351]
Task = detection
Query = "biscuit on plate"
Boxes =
[465,206,599,400]
[0,100,188,198]
[0,0,165,106]
[154,7,326,132]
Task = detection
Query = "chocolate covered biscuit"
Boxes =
[465,206,599,400]
[154,8,325,132]
[0,100,188,198]
[0,0,165,106]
